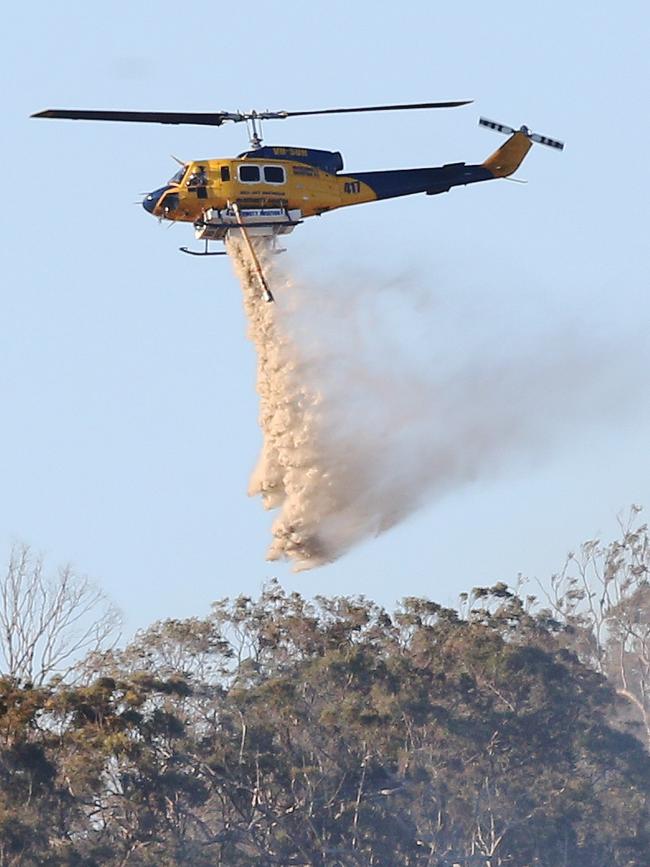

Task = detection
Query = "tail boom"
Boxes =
[339,117,563,204]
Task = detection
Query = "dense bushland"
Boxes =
[1,515,649,866]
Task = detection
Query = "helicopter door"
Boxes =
[187,166,209,199]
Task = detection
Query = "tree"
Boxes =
[0,544,120,686]
[536,506,650,748]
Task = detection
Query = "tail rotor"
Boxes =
[479,117,565,151]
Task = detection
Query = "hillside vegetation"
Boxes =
[1,514,649,866]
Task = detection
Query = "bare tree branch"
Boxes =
[0,543,121,685]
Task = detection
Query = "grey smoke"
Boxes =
[228,238,640,572]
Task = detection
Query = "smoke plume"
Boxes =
[227,237,637,572]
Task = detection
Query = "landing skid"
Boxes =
[179,239,228,257]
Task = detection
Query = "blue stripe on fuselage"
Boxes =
[348,163,494,200]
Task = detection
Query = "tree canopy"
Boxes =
[1,564,650,866]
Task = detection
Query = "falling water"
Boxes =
[226,236,640,573]
[227,236,336,570]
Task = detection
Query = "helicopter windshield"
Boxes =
[169,165,187,185]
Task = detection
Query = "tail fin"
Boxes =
[482,131,533,178]
[479,117,564,178]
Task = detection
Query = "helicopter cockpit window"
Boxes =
[169,166,187,185]
[263,165,286,184]
[238,164,260,183]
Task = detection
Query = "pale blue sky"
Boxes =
[1,1,649,632]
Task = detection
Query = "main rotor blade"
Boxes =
[32,101,473,130]
[282,100,472,118]
[31,109,231,126]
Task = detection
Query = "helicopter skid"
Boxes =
[179,245,227,257]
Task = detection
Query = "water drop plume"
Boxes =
[227,236,639,572]
[227,236,335,571]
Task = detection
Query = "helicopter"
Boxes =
[31,101,564,302]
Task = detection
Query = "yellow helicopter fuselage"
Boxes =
[144,147,379,222]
